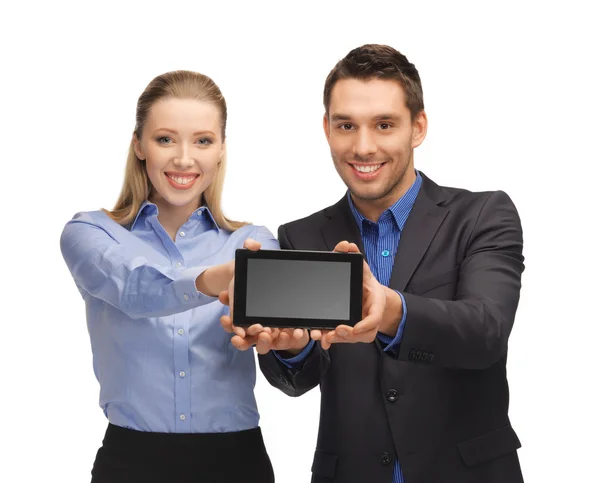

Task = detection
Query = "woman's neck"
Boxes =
[151,197,201,241]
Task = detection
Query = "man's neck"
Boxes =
[351,169,417,222]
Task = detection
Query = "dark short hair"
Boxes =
[323,44,424,119]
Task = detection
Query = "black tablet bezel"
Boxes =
[233,249,363,329]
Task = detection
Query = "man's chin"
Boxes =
[348,187,388,202]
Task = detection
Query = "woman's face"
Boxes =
[134,97,224,213]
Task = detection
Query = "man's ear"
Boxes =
[411,110,428,149]
[323,113,331,144]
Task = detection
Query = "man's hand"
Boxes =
[218,238,311,355]
[310,241,387,350]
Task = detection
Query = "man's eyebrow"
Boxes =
[330,114,401,122]
[330,113,352,121]
[373,114,400,121]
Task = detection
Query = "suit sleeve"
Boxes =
[397,190,525,370]
[257,224,331,396]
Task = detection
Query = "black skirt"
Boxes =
[91,423,275,483]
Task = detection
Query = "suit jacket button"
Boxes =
[380,452,392,465]
[386,389,399,402]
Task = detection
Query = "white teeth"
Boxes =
[354,164,382,173]
[168,174,196,185]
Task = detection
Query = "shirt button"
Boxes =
[175,262,182,268]
[382,250,390,257]
[179,231,185,237]
[183,293,190,301]
[178,329,185,335]
[179,371,186,378]
[180,414,186,421]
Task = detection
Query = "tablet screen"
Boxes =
[246,259,351,320]
[233,249,363,329]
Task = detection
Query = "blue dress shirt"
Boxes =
[60,201,279,433]
[277,172,423,483]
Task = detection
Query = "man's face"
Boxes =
[324,78,426,212]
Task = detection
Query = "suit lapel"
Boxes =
[320,196,365,254]
[388,173,449,292]
[319,174,449,291]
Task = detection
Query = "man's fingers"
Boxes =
[333,240,351,253]
[352,312,381,335]
[246,324,265,336]
[346,242,360,253]
[293,328,305,340]
[231,335,253,351]
[277,331,291,346]
[333,240,361,253]
[334,325,353,338]
[311,329,334,341]
[256,332,273,354]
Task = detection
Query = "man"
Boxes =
[221,44,525,482]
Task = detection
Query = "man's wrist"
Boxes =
[379,287,403,337]
[277,335,311,357]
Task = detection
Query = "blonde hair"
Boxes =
[104,70,247,231]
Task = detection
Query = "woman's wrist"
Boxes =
[195,261,234,297]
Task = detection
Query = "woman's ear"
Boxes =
[133,133,145,160]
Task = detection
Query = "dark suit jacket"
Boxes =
[259,172,525,483]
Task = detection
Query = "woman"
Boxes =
[60,70,279,483]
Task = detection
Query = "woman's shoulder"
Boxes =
[61,209,131,242]
[64,209,125,231]
[65,209,105,224]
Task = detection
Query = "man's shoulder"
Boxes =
[425,174,515,212]
[277,209,325,249]
[281,206,331,232]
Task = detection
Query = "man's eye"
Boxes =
[340,124,353,130]
[378,123,391,130]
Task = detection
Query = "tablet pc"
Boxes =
[233,249,363,329]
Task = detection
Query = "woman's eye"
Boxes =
[156,136,172,144]
[197,138,212,145]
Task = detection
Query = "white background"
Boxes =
[1,1,599,482]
